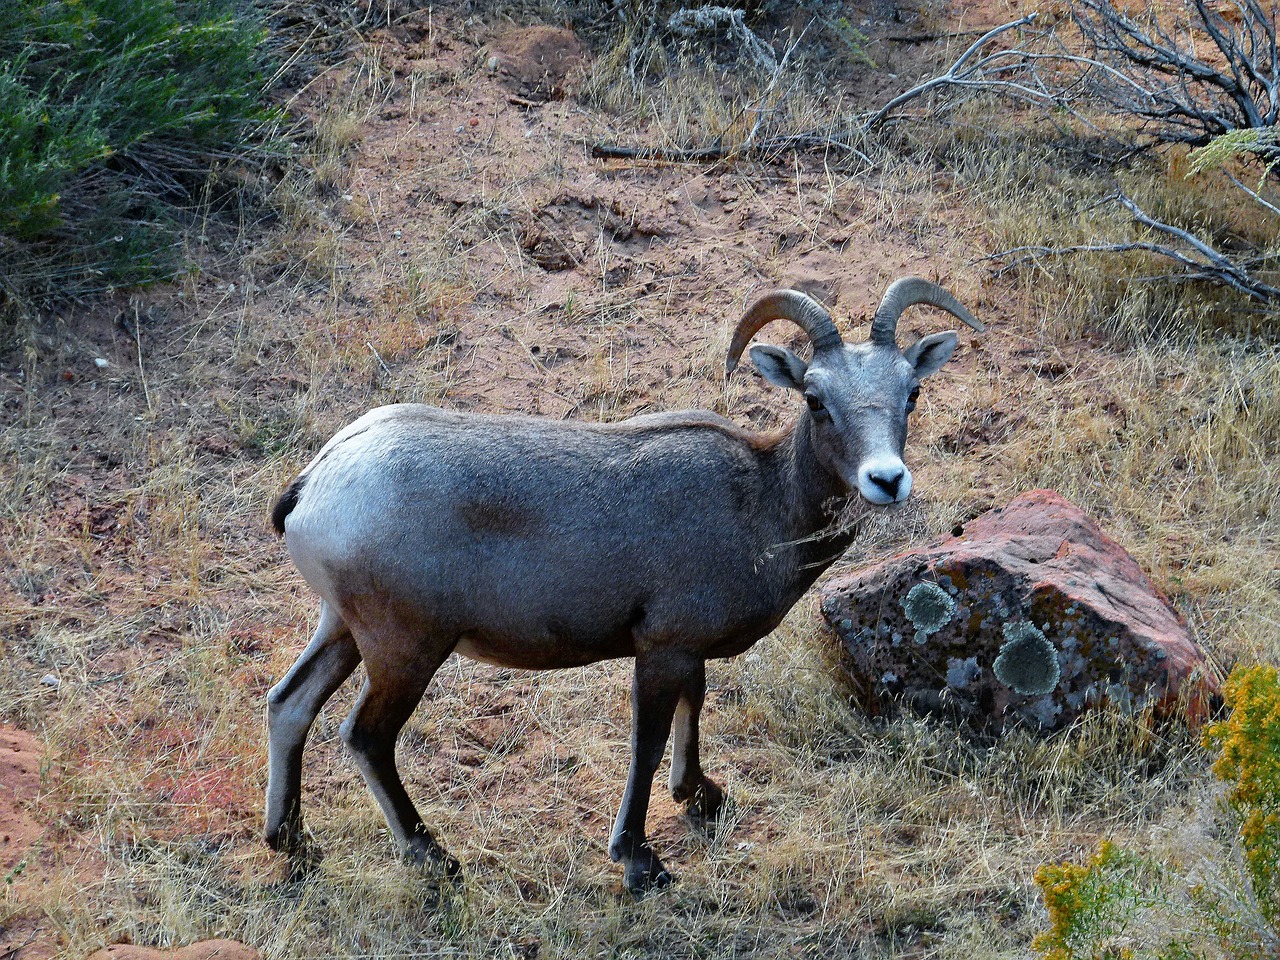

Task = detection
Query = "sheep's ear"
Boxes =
[749,344,808,391]
[903,331,958,379]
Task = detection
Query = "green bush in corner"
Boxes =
[0,0,275,298]
[1033,664,1280,959]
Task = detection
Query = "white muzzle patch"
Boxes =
[856,457,912,505]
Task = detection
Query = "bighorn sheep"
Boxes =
[266,277,982,893]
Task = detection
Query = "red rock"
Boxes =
[819,490,1220,733]
[85,940,259,960]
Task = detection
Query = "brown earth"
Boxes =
[86,943,258,960]
[0,1,1203,956]
[0,725,47,877]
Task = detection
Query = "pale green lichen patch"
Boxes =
[901,582,956,643]
[993,621,1061,696]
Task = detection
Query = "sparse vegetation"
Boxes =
[1032,664,1280,960]
[1,1,1278,958]
[0,0,276,307]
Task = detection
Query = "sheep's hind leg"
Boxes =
[265,600,361,857]
[609,651,694,895]
[668,659,725,823]
[340,638,460,876]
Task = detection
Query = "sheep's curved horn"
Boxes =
[869,277,985,346]
[725,290,843,376]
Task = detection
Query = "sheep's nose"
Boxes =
[856,460,912,504]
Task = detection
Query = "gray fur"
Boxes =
[264,281,977,893]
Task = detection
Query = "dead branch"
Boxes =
[1061,0,1280,159]
[590,132,871,164]
[590,15,1044,166]
[860,14,1049,132]
[980,192,1280,304]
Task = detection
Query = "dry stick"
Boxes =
[593,14,1042,165]
[133,304,153,415]
[979,192,1280,304]
[886,29,999,44]
[367,341,394,380]
[1225,170,1280,218]
[860,13,1041,132]
[1068,0,1280,150]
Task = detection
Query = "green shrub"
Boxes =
[1033,841,1171,960]
[0,0,276,300]
[1204,665,1280,928]
[1033,664,1280,960]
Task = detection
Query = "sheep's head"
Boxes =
[726,278,983,506]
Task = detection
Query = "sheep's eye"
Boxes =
[805,394,825,413]
[906,386,921,412]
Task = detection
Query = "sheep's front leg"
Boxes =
[668,659,725,822]
[608,653,688,895]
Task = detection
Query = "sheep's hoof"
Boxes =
[274,835,324,882]
[264,817,304,854]
[266,821,324,879]
[674,777,726,822]
[623,850,673,897]
[405,834,462,879]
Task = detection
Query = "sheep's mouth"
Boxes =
[824,496,931,559]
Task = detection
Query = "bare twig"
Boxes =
[980,192,1280,304]
[860,14,1045,132]
[1224,170,1280,218]
[591,131,871,165]
[1061,0,1280,157]
[367,341,393,380]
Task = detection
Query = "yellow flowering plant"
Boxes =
[1034,664,1280,959]
[1203,664,1280,927]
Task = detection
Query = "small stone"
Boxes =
[39,673,60,688]
[94,358,110,369]
[487,55,499,72]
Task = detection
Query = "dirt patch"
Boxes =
[0,726,63,960]
[488,26,588,102]
[0,725,51,877]
[86,941,259,960]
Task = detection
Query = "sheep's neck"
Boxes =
[765,414,861,584]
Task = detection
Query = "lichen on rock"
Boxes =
[946,656,980,690]
[819,490,1220,734]
[901,581,956,643]
[993,621,1061,696]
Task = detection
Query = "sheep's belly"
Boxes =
[452,629,636,670]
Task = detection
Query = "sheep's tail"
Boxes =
[271,474,307,536]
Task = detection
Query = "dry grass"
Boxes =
[3,5,1277,960]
